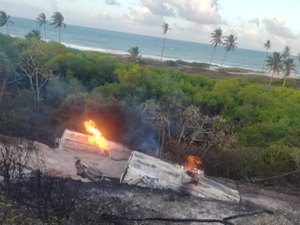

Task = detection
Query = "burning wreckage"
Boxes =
[57,120,240,203]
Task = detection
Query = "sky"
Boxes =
[1,0,300,53]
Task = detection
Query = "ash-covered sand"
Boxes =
[1,139,299,224]
[71,178,299,225]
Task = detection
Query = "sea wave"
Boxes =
[62,43,243,68]
[62,42,128,56]
[62,42,185,63]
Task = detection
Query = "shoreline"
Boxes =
[61,42,300,80]
[7,33,300,80]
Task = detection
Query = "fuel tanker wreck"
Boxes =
[56,120,240,203]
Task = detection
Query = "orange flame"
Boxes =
[84,120,108,153]
[184,155,202,170]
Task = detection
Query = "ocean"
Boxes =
[2,16,300,73]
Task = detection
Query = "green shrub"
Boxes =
[204,145,300,183]
[238,122,288,147]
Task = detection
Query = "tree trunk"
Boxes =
[201,142,214,158]
[269,72,274,85]
[282,78,286,87]
[6,23,9,35]
[160,34,166,62]
[28,76,36,106]
[221,51,229,67]
[59,27,61,42]
[262,50,268,72]
[282,75,288,87]
[44,24,46,40]
[179,126,185,143]
[189,131,199,145]
[35,73,40,107]
[210,47,217,65]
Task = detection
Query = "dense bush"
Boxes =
[205,144,300,183]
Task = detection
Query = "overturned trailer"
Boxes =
[121,151,240,203]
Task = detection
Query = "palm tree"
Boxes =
[282,46,290,58]
[160,22,170,62]
[37,13,47,40]
[221,34,238,67]
[209,28,223,65]
[265,51,283,85]
[50,12,66,42]
[25,29,41,40]
[262,40,271,71]
[0,11,14,35]
[282,58,296,87]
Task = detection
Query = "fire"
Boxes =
[84,120,108,153]
[184,155,202,171]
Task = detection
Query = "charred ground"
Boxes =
[1,173,299,225]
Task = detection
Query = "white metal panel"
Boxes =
[121,151,240,203]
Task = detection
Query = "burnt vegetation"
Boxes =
[0,135,81,224]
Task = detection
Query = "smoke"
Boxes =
[119,103,160,156]
[57,96,160,155]
[122,124,159,156]
[56,97,127,141]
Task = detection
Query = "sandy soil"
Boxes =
[32,141,131,179]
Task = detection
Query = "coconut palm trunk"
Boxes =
[210,47,217,65]
[5,23,9,35]
[221,51,228,67]
[282,76,287,87]
[43,23,46,40]
[59,27,61,42]
[160,33,166,62]
[270,72,275,85]
[262,51,267,71]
